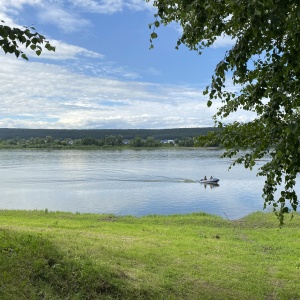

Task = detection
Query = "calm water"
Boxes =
[0,148,289,219]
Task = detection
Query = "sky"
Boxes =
[0,0,251,129]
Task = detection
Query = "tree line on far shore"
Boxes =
[0,127,215,141]
[0,135,197,149]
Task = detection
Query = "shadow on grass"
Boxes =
[0,229,154,300]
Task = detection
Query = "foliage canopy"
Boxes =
[148,0,300,223]
[0,20,55,60]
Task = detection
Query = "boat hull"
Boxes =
[199,178,219,183]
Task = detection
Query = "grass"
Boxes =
[1,210,300,299]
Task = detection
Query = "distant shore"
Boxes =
[0,145,220,150]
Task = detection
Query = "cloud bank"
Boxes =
[0,55,217,129]
[0,1,252,129]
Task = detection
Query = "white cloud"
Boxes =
[146,67,161,76]
[124,0,155,12]
[26,39,104,60]
[0,0,248,130]
[0,0,154,16]
[36,6,91,33]
[70,0,154,14]
[0,0,42,11]
[0,55,215,129]
[71,0,123,14]
[0,1,155,34]
[212,35,236,49]
[0,1,89,34]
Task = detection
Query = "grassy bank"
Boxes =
[1,210,300,299]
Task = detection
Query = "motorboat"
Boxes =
[199,177,219,184]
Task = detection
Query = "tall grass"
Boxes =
[1,210,300,299]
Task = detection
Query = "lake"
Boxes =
[0,148,289,219]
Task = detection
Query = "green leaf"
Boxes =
[21,53,28,60]
[0,22,55,60]
[150,32,158,39]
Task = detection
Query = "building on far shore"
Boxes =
[161,139,174,144]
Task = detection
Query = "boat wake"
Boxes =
[113,177,199,183]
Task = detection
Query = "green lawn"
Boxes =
[1,210,300,299]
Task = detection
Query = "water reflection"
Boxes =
[0,148,297,219]
[201,183,220,189]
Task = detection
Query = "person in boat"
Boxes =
[210,176,213,180]
[204,175,207,180]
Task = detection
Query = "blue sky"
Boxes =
[0,0,251,129]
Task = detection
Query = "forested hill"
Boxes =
[0,128,216,140]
